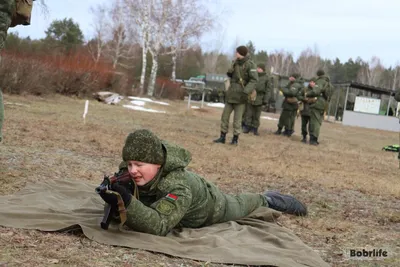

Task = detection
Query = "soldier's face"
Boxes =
[127,161,161,186]
[235,52,243,59]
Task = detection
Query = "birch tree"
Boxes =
[357,56,385,87]
[105,0,136,69]
[146,0,174,96]
[167,0,215,81]
[123,0,151,94]
[87,4,108,64]
[268,49,294,76]
[296,46,323,79]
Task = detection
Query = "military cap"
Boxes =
[257,63,266,71]
[236,46,248,57]
[316,69,325,76]
[122,129,165,165]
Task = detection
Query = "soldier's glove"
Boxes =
[99,183,132,209]
[226,71,233,78]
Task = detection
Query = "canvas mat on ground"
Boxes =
[0,179,330,267]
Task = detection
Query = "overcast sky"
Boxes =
[9,0,400,68]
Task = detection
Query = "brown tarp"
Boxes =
[0,179,330,267]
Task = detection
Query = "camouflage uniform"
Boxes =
[306,71,331,145]
[0,0,15,143]
[243,67,272,135]
[214,46,258,145]
[102,129,308,236]
[0,0,33,142]
[275,75,303,137]
[297,79,316,143]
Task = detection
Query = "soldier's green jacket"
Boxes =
[0,0,14,50]
[280,78,303,111]
[306,75,331,111]
[248,72,272,106]
[297,86,311,116]
[225,54,258,104]
[123,141,243,236]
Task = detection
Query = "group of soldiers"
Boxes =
[213,45,332,146]
[274,69,332,145]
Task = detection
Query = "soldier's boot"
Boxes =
[263,191,308,216]
[242,125,251,134]
[230,135,239,145]
[309,135,319,146]
[213,132,226,144]
[301,134,307,143]
[253,127,260,136]
[283,129,293,137]
[274,127,282,135]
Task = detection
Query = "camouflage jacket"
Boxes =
[306,75,331,111]
[0,0,14,51]
[297,86,311,116]
[123,141,230,236]
[225,54,258,104]
[248,72,272,106]
[280,77,303,111]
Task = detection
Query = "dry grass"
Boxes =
[1,94,399,267]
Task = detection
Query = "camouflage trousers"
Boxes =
[244,104,263,128]
[277,109,297,131]
[215,193,266,223]
[309,108,324,138]
[0,89,3,142]
[220,103,246,135]
[301,115,310,136]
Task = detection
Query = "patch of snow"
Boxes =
[123,105,166,114]
[128,96,169,106]
[130,100,146,106]
[207,103,225,108]
[261,116,278,121]
[191,106,200,109]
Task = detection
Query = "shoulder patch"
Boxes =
[166,193,178,201]
[155,199,175,215]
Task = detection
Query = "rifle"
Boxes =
[95,170,138,230]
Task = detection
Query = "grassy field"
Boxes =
[0,94,399,267]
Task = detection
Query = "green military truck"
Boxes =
[182,74,228,103]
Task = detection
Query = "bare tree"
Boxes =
[87,4,108,64]
[357,56,385,87]
[123,0,151,94]
[146,0,174,96]
[166,0,216,81]
[296,46,323,79]
[268,49,294,76]
[202,28,228,73]
[105,0,136,69]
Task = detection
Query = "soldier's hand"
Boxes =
[250,90,257,101]
[99,184,132,209]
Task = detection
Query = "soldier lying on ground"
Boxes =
[99,129,307,236]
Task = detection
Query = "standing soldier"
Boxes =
[0,0,35,143]
[213,46,258,145]
[305,69,331,145]
[274,73,303,137]
[297,78,316,143]
[242,63,272,135]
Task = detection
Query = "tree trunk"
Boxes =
[171,53,177,82]
[139,42,147,95]
[147,53,158,97]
